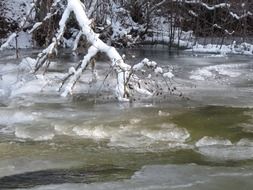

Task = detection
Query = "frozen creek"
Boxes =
[0,48,253,189]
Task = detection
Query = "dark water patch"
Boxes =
[233,79,253,88]
[0,167,133,189]
[171,106,253,142]
[0,103,8,107]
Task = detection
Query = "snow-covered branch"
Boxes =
[229,11,253,20]
[0,33,17,51]
[32,0,179,101]
[60,0,131,100]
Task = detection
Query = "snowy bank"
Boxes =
[188,42,253,56]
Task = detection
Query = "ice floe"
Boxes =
[196,136,253,161]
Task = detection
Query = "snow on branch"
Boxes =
[125,57,177,99]
[59,0,132,100]
[32,0,136,100]
[34,3,71,73]
[175,0,230,10]
[201,2,229,10]
[28,10,59,34]
[0,33,17,51]
[229,11,253,20]
[176,0,252,21]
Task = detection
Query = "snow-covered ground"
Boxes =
[0,0,33,49]
[2,0,33,21]
[189,42,253,56]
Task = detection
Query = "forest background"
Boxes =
[0,0,252,52]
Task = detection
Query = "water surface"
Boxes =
[0,48,253,189]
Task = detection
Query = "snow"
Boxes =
[154,67,163,74]
[201,3,229,10]
[15,125,55,141]
[2,0,251,102]
[72,31,82,52]
[28,22,43,33]
[0,33,17,51]
[19,57,37,72]
[197,141,253,161]
[51,0,150,101]
[188,43,253,56]
[54,120,191,150]
[109,3,141,43]
[0,0,34,49]
[2,0,33,21]
[176,1,230,10]
[0,111,35,126]
[11,31,33,49]
[1,0,252,56]
[133,58,158,71]
[189,10,198,17]
[163,72,174,79]
[229,11,253,20]
[190,63,243,81]
[0,31,33,50]
[196,137,232,147]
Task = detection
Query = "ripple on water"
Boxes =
[241,123,253,133]
[0,125,15,135]
[9,164,253,190]
[241,111,253,133]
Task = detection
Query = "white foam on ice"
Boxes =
[0,111,35,126]
[189,43,253,56]
[55,121,190,150]
[15,125,55,141]
[196,136,232,147]
[158,110,170,117]
[18,57,37,72]
[140,124,190,142]
[129,118,141,125]
[197,146,253,161]
[108,123,190,149]
[73,125,110,140]
[236,138,253,146]
[240,123,253,133]
[190,68,213,81]
[0,58,48,98]
[10,75,48,97]
[54,124,77,136]
[196,137,253,161]
[190,63,243,81]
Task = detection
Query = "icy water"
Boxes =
[0,48,253,189]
